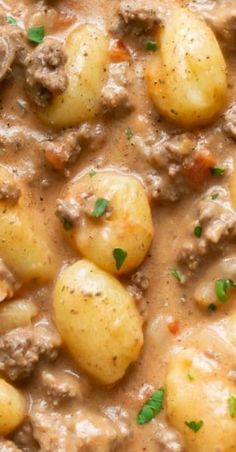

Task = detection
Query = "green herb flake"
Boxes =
[126,127,133,140]
[211,192,219,200]
[171,268,182,282]
[208,303,217,312]
[6,15,17,25]
[137,388,165,425]
[145,40,158,52]
[211,166,225,176]
[89,170,96,178]
[91,198,109,218]
[228,395,236,418]
[215,278,236,303]
[113,248,127,270]
[194,225,202,238]
[27,26,45,44]
[185,420,204,432]
[62,218,73,231]
[187,370,194,381]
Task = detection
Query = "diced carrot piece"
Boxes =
[45,149,64,170]
[183,149,215,189]
[167,319,180,335]
[109,39,130,62]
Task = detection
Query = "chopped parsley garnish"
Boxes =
[228,395,236,418]
[91,198,109,218]
[27,26,45,44]
[185,420,204,432]
[113,248,127,270]
[6,15,17,25]
[62,218,73,231]
[208,303,217,312]
[187,370,194,381]
[211,166,225,176]
[137,388,165,425]
[215,278,236,303]
[194,225,202,238]
[126,127,133,140]
[89,170,96,177]
[211,192,219,200]
[170,268,182,282]
[145,40,158,52]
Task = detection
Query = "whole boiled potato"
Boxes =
[0,379,26,435]
[53,259,143,384]
[60,170,154,274]
[146,8,227,127]
[39,24,108,128]
[166,348,236,452]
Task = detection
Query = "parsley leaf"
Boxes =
[126,127,133,140]
[91,198,109,218]
[187,370,194,381]
[62,218,73,231]
[211,192,219,200]
[194,225,202,238]
[137,388,165,425]
[6,15,17,25]
[211,166,225,176]
[145,40,158,52]
[28,26,45,44]
[215,278,236,303]
[113,248,127,270]
[89,170,96,178]
[170,268,182,282]
[185,420,204,432]
[228,395,236,418]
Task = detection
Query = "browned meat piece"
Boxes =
[0,258,19,302]
[0,23,27,82]
[119,0,161,34]
[0,182,21,204]
[223,102,236,139]
[43,123,105,171]
[101,62,134,116]
[13,422,39,452]
[55,198,81,226]
[40,370,89,406]
[24,38,68,107]
[31,403,130,452]
[128,271,149,300]
[0,325,61,381]
[0,439,22,452]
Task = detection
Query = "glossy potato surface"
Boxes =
[0,379,25,435]
[39,24,108,128]
[53,259,143,384]
[166,349,236,452]
[63,170,154,274]
[146,8,227,127]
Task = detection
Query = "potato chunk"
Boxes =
[166,349,236,452]
[60,170,153,274]
[0,299,38,334]
[146,8,227,128]
[53,259,143,384]
[0,378,26,435]
[39,25,108,128]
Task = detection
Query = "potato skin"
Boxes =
[53,259,143,384]
[0,379,26,435]
[39,24,108,128]
[62,170,154,274]
[146,8,227,128]
[166,349,236,452]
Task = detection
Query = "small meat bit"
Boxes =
[24,38,68,107]
[55,198,81,225]
[40,370,90,406]
[0,439,22,452]
[128,271,149,300]
[0,258,19,302]
[223,102,236,140]
[0,181,21,204]
[119,0,161,35]
[101,62,134,116]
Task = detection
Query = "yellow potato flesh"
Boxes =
[53,259,143,384]
[146,8,227,128]
[39,24,109,128]
[0,379,26,435]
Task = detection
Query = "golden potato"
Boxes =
[53,259,143,384]
[146,8,227,128]
[166,349,236,452]
[0,299,38,334]
[39,25,108,128]
[0,166,57,283]
[0,379,26,435]
[59,170,154,274]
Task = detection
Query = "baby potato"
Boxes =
[166,349,236,452]
[39,24,108,128]
[0,379,26,435]
[0,166,57,283]
[146,8,227,128]
[61,170,154,274]
[53,259,143,384]
[0,299,38,334]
